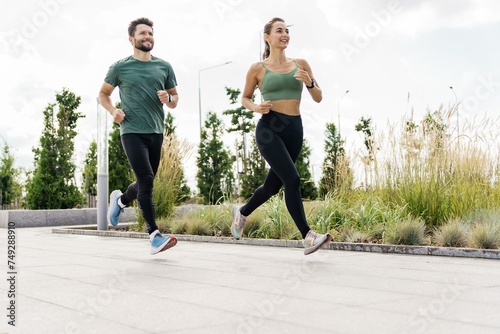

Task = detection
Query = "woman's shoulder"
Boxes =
[249,61,265,70]
[295,58,309,67]
[247,61,266,75]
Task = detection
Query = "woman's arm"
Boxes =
[241,63,272,114]
[295,59,322,103]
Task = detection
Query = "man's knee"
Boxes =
[137,174,154,189]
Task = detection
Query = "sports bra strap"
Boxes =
[262,60,298,69]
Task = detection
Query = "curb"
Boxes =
[52,225,500,260]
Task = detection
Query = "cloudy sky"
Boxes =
[1,0,499,190]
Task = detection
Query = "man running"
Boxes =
[99,17,178,255]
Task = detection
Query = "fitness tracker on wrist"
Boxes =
[306,79,316,89]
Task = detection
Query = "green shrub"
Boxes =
[170,219,188,235]
[306,195,346,233]
[248,194,300,240]
[433,219,469,247]
[338,226,370,243]
[243,208,265,238]
[468,223,500,249]
[187,219,212,236]
[384,216,427,245]
[156,217,172,235]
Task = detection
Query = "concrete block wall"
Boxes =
[0,208,137,228]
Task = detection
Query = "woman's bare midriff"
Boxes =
[267,99,301,115]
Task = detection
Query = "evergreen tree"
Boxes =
[222,87,255,175]
[240,136,268,199]
[355,116,375,161]
[196,112,234,204]
[295,138,318,200]
[0,142,16,206]
[81,140,97,204]
[355,116,376,187]
[26,88,85,209]
[108,102,135,196]
[320,122,346,196]
[164,111,176,137]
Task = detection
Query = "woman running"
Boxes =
[231,17,332,255]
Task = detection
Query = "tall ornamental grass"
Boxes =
[135,134,192,231]
[153,135,193,219]
[367,106,499,226]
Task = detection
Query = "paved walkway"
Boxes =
[1,227,499,334]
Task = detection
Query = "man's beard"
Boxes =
[135,40,154,52]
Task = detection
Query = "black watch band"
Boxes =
[306,79,316,89]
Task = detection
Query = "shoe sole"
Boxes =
[150,236,177,255]
[107,190,122,226]
[231,206,242,240]
[304,233,332,256]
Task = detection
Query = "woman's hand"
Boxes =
[255,101,273,114]
[294,68,313,87]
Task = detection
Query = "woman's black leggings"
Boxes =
[119,133,163,235]
[240,111,311,239]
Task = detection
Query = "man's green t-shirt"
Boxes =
[104,56,177,135]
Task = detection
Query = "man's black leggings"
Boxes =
[119,133,163,235]
[240,110,311,239]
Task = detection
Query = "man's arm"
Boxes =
[99,82,125,124]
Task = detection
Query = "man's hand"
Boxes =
[112,109,126,124]
[157,90,171,104]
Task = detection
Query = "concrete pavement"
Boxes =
[1,227,499,334]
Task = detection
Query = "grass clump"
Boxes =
[433,219,469,248]
[463,209,500,249]
[170,218,189,235]
[253,193,300,240]
[338,226,371,243]
[384,216,427,246]
[306,194,346,234]
[469,223,500,249]
[186,219,212,236]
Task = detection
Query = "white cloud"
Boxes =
[318,0,500,37]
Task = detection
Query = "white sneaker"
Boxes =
[303,230,332,255]
[231,205,247,240]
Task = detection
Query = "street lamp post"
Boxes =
[337,90,349,135]
[450,86,459,140]
[198,61,232,138]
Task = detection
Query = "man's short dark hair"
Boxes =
[128,17,154,37]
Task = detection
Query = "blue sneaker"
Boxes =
[107,190,124,226]
[150,233,177,255]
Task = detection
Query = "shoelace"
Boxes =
[305,231,320,246]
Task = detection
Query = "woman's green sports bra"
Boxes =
[259,59,303,101]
